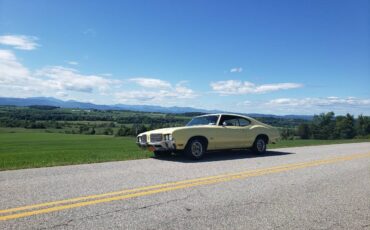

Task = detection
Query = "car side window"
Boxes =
[238,118,250,126]
[219,115,240,126]
[219,115,251,127]
[224,118,239,126]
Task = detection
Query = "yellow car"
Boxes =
[137,113,280,159]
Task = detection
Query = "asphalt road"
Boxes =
[1,143,370,229]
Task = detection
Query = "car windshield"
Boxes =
[186,115,219,126]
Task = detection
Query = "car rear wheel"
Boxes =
[253,137,267,153]
[185,139,206,160]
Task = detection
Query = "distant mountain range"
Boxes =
[0,97,313,120]
[0,97,221,114]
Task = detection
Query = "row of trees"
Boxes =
[1,106,189,124]
[1,106,369,139]
[75,124,150,136]
[17,112,370,139]
[0,106,314,129]
[293,112,370,140]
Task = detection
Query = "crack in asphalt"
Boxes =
[40,194,193,229]
[150,199,278,229]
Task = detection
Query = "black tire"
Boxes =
[253,136,267,154]
[185,138,206,160]
[153,151,172,158]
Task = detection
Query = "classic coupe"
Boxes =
[137,113,280,159]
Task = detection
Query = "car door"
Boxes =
[213,115,249,149]
[237,117,254,146]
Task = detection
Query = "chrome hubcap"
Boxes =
[256,139,265,152]
[191,141,203,157]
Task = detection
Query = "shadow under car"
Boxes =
[151,149,294,163]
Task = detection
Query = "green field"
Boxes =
[1,129,369,171]
[269,139,370,149]
[0,130,151,171]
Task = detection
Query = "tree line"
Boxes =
[1,106,369,139]
[281,112,370,140]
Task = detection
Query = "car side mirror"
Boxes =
[222,121,227,127]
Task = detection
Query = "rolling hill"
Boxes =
[0,97,313,120]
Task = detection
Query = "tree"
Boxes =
[335,114,356,139]
[90,128,96,135]
[280,128,294,140]
[297,123,311,139]
[130,124,148,136]
[356,115,370,136]
[116,125,130,136]
[103,128,114,135]
[79,125,89,134]
[311,112,335,139]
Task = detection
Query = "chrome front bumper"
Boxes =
[136,140,176,152]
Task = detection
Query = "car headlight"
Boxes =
[164,134,173,141]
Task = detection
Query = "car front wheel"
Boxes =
[253,137,267,154]
[185,139,206,160]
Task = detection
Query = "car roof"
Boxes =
[196,113,253,120]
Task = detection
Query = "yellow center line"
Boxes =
[0,156,331,214]
[0,160,310,214]
[1,152,369,221]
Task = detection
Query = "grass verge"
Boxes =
[269,139,370,149]
[0,132,151,171]
[0,129,369,171]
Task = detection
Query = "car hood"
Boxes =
[139,125,211,136]
[140,126,186,136]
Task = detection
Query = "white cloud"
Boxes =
[0,49,119,100]
[129,78,172,89]
[115,91,156,102]
[0,49,47,97]
[56,91,68,98]
[230,67,243,73]
[237,100,252,106]
[210,80,302,95]
[83,28,97,37]
[35,66,116,93]
[100,73,112,77]
[0,49,32,84]
[67,61,78,65]
[174,85,197,99]
[0,35,39,50]
[266,97,370,107]
[0,47,198,105]
[215,97,370,115]
[115,82,197,104]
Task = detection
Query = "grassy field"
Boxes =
[0,131,151,171]
[269,139,370,149]
[0,129,369,171]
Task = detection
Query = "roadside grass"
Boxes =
[269,139,370,149]
[0,131,151,171]
[0,128,369,171]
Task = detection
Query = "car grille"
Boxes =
[139,134,147,143]
[150,133,163,142]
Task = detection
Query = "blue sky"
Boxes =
[0,0,369,115]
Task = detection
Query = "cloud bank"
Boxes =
[211,80,302,95]
[266,97,370,107]
[230,67,243,73]
[0,35,39,50]
[115,79,197,104]
[1,33,367,115]
[129,78,171,89]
